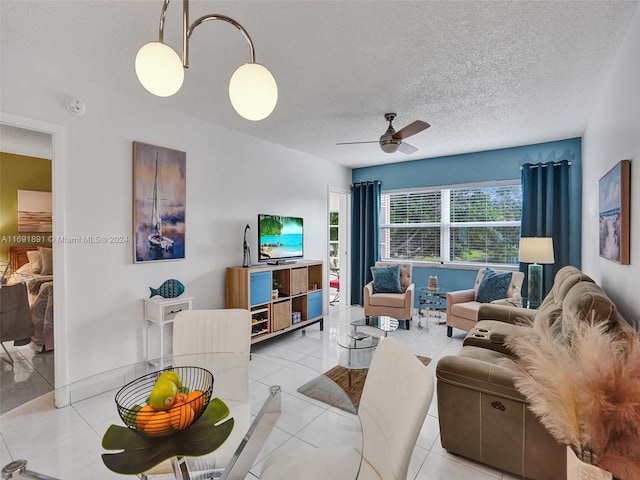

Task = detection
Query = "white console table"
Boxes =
[143,296,193,362]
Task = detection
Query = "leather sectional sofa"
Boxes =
[436,266,636,479]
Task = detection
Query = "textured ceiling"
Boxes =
[1,0,638,168]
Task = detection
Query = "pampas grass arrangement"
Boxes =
[503,312,640,480]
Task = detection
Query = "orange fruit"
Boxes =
[169,403,195,430]
[173,392,188,405]
[135,404,157,429]
[144,411,172,436]
[185,390,205,414]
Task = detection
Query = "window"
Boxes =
[380,183,522,266]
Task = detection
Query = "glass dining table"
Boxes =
[1,352,363,479]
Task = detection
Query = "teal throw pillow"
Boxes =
[476,269,513,303]
[371,264,403,294]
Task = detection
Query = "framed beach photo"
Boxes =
[598,159,630,265]
[133,142,186,263]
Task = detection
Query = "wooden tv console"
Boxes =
[226,260,324,344]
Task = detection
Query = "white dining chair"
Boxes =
[172,308,251,357]
[172,308,252,400]
[142,309,253,478]
[260,337,434,480]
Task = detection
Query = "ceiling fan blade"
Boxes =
[398,142,418,154]
[392,120,430,140]
[336,140,380,145]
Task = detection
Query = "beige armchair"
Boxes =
[364,262,414,329]
[446,268,524,337]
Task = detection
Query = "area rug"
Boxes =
[297,356,431,414]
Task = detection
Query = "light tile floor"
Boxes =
[0,342,55,415]
[0,304,522,479]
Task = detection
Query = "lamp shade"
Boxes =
[229,63,278,121]
[135,42,184,97]
[518,237,555,264]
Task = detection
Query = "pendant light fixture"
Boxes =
[135,0,277,121]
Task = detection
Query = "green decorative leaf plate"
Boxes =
[102,397,234,475]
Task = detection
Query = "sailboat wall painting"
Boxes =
[133,142,186,263]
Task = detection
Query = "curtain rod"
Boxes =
[352,180,381,186]
[519,161,572,170]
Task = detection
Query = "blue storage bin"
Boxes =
[250,271,272,306]
[307,290,322,319]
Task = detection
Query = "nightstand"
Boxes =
[143,296,193,363]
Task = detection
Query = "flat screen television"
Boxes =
[258,214,304,264]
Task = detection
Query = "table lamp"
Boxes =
[518,237,555,307]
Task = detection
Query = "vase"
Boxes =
[566,446,612,480]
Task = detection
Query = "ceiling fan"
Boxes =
[337,113,430,154]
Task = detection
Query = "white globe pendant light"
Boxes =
[229,63,278,121]
[135,42,184,97]
[135,1,277,119]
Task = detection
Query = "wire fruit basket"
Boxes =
[115,366,214,437]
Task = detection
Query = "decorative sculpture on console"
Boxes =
[243,224,251,267]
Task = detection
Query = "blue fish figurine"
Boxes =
[149,279,185,298]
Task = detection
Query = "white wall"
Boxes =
[582,5,640,329]
[0,124,53,159]
[1,57,352,383]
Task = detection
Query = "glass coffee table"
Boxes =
[337,316,399,386]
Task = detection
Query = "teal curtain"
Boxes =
[521,160,571,297]
[350,181,381,305]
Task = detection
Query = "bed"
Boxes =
[7,245,54,352]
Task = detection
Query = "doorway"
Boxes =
[0,113,67,407]
[328,188,350,307]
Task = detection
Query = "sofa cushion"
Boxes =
[437,346,524,401]
[368,292,407,308]
[538,266,594,312]
[450,301,482,321]
[534,266,597,334]
[559,281,631,341]
[371,264,402,294]
[476,269,513,303]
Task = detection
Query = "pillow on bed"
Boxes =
[27,250,42,274]
[9,262,35,284]
[15,263,34,275]
[39,247,53,275]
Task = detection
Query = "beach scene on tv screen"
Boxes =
[259,216,303,259]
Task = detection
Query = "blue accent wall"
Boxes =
[352,138,582,300]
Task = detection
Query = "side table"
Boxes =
[143,296,193,364]
[417,288,447,330]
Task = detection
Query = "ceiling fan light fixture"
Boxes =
[135,41,184,97]
[336,113,430,155]
[380,140,400,154]
[229,62,278,121]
